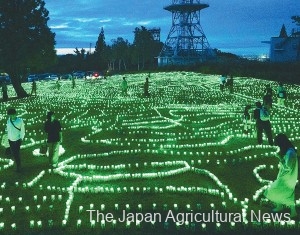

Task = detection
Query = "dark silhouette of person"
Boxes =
[263,84,273,111]
[253,101,273,145]
[227,75,234,93]
[144,77,150,97]
[72,77,75,89]
[30,81,37,96]
[122,77,128,96]
[219,75,226,92]
[243,105,251,134]
[1,81,8,101]
[277,82,286,106]
[44,111,62,168]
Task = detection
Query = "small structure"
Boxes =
[149,28,161,41]
[263,24,300,62]
[158,0,215,66]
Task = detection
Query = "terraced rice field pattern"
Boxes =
[0,72,299,234]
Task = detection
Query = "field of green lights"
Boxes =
[0,72,299,235]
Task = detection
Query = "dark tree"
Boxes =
[111,37,131,71]
[55,54,77,74]
[291,16,300,37]
[133,26,153,70]
[291,15,300,26]
[94,27,107,69]
[132,26,163,70]
[95,27,106,54]
[0,0,56,98]
[74,47,86,70]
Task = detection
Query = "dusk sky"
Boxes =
[45,0,300,56]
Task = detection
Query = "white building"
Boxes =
[263,25,300,62]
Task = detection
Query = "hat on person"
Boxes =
[47,111,54,116]
[7,108,17,115]
[47,111,55,120]
[255,101,262,108]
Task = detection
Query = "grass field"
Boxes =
[0,72,299,235]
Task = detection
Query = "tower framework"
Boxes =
[158,0,214,66]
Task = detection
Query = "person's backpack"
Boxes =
[260,107,270,121]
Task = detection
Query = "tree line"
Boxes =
[54,26,163,75]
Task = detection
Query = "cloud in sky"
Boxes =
[45,0,300,55]
[50,23,69,29]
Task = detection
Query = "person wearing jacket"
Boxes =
[264,133,298,218]
[253,101,273,145]
[7,108,25,172]
[44,111,62,168]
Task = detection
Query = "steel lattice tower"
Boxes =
[158,0,214,66]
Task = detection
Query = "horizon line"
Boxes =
[55,47,269,57]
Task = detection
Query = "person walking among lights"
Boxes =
[71,76,75,89]
[144,76,150,97]
[263,84,273,112]
[30,80,37,96]
[219,74,227,92]
[56,80,61,91]
[243,105,252,135]
[277,82,286,106]
[227,75,234,93]
[264,133,298,218]
[6,108,25,173]
[253,101,273,146]
[44,111,62,168]
[1,81,8,101]
[121,77,128,96]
